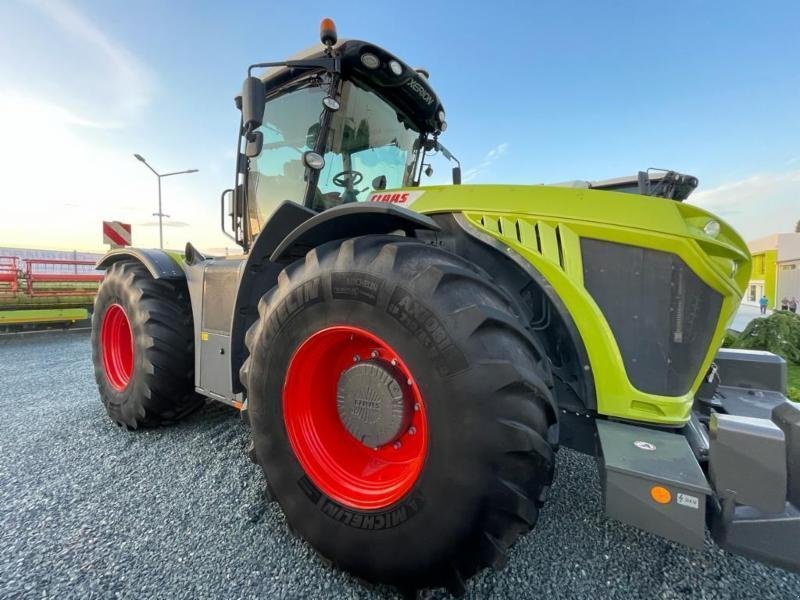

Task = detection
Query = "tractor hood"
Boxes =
[369,183,751,293]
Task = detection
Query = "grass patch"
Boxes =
[788,363,800,402]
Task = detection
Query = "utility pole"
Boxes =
[133,154,198,249]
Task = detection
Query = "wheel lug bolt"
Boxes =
[408,426,416,435]
[393,441,402,450]
[371,350,379,358]
[390,359,397,366]
[407,378,413,386]
[353,355,360,362]
[413,403,420,412]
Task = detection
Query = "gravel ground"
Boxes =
[1,330,799,599]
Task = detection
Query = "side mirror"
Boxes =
[241,76,265,132]
[306,123,321,148]
[452,166,461,185]
[244,130,263,158]
[372,175,387,190]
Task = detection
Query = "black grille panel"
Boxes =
[581,239,722,397]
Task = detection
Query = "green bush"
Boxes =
[721,330,739,348]
[736,311,800,364]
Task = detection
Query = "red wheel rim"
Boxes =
[283,326,428,511]
[100,303,133,391]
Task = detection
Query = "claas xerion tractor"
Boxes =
[90,19,800,596]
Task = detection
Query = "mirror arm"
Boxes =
[434,140,462,185]
[247,57,339,77]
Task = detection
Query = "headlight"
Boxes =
[388,60,402,75]
[437,109,445,123]
[703,220,721,238]
[303,151,325,170]
[322,96,340,111]
[360,53,380,69]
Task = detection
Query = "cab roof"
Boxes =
[255,39,445,135]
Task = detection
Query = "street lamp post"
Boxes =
[133,154,198,249]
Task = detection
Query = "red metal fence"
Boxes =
[0,255,105,299]
[0,257,19,295]
[24,258,103,297]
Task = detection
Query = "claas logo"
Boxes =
[369,192,410,204]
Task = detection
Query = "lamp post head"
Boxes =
[133,153,146,163]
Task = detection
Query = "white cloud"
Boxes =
[462,142,509,183]
[22,0,154,125]
[690,169,800,241]
[0,2,232,253]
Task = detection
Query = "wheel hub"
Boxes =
[336,361,412,448]
[283,325,428,510]
[100,303,133,391]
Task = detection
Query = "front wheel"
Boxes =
[91,260,202,428]
[242,236,557,593]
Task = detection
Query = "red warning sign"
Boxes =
[103,221,132,247]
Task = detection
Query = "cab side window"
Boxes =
[247,84,325,233]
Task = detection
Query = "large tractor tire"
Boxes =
[242,236,557,594]
[91,260,202,428]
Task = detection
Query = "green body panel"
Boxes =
[0,292,96,309]
[163,250,187,269]
[0,308,89,325]
[397,184,751,426]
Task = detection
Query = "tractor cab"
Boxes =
[224,20,457,250]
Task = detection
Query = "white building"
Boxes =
[776,234,800,308]
[745,233,800,308]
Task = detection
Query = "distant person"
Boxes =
[759,295,768,315]
[790,297,798,313]
[781,297,789,310]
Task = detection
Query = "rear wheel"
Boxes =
[242,236,557,594]
[91,260,202,428]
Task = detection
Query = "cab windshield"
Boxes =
[247,79,421,232]
[314,82,421,210]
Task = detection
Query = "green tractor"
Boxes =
[91,20,800,595]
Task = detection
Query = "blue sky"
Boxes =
[0,0,798,251]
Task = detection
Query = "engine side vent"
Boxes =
[465,213,584,284]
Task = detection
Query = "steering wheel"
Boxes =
[332,170,364,188]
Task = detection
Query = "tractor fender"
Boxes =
[95,248,185,279]
[269,202,440,263]
[443,213,597,417]
[229,201,440,394]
